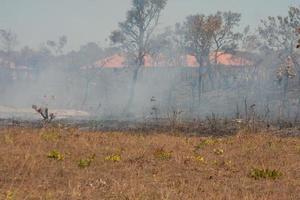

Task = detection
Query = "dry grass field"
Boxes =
[0,126,299,200]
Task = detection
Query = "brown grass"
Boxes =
[0,127,299,200]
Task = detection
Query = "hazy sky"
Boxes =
[0,0,299,51]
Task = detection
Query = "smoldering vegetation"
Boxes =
[0,56,299,125]
[0,2,300,129]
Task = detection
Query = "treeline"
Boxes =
[0,2,299,71]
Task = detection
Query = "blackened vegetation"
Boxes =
[0,63,299,126]
[32,105,55,121]
[297,28,300,48]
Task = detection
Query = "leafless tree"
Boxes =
[46,35,68,55]
[241,26,261,52]
[0,29,18,61]
[258,6,300,82]
[212,11,242,64]
[110,0,168,114]
[297,27,300,48]
[149,25,186,67]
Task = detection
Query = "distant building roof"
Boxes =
[95,52,252,68]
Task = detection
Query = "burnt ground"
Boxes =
[0,117,299,137]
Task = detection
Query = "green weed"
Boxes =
[249,168,282,180]
[5,190,15,200]
[154,148,172,160]
[78,154,95,168]
[104,154,121,162]
[4,134,14,144]
[194,138,217,150]
[41,131,61,141]
[213,148,224,155]
[47,150,64,161]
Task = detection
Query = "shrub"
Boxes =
[154,148,172,160]
[47,150,64,161]
[194,138,216,150]
[213,148,224,155]
[194,155,205,163]
[249,168,282,180]
[78,154,95,168]
[4,134,13,144]
[41,131,61,141]
[104,154,121,162]
[5,190,15,200]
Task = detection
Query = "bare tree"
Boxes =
[149,25,186,67]
[297,27,300,48]
[258,6,300,82]
[258,6,300,119]
[212,11,242,64]
[110,0,168,114]
[46,35,68,55]
[241,26,261,52]
[0,29,18,62]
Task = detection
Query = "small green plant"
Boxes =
[249,168,282,180]
[41,131,61,141]
[6,190,15,200]
[154,148,172,160]
[104,154,121,162]
[213,148,224,155]
[47,150,64,161]
[45,192,54,200]
[4,134,13,144]
[296,145,300,154]
[194,138,216,150]
[194,155,205,163]
[224,160,232,167]
[78,154,95,168]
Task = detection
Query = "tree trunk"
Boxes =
[198,67,203,105]
[124,27,145,116]
[298,70,300,85]
[81,80,90,109]
[191,81,197,113]
[196,56,204,105]
[207,67,215,90]
[124,67,140,116]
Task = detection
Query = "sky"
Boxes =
[0,0,299,51]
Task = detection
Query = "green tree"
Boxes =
[110,0,168,114]
[183,11,242,103]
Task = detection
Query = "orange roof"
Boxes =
[95,52,251,68]
[212,52,252,66]
[186,55,198,67]
[95,54,125,68]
